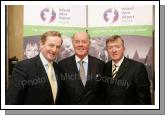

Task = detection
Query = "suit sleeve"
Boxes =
[134,64,152,104]
[99,61,105,104]
[6,62,28,105]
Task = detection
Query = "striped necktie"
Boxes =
[112,64,117,79]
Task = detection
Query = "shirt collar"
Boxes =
[75,55,88,64]
[112,56,124,67]
[40,52,53,66]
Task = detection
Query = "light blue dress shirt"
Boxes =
[75,55,88,78]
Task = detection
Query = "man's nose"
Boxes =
[78,42,83,46]
[112,47,117,52]
[52,47,57,52]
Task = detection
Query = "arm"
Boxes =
[134,63,152,105]
[98,60,105,104]
[6,62,28,105]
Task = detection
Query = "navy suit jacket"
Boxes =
[104,57,151,105]
[6,55,62,105]
[58,55,105,105]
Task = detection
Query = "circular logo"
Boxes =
[103,8,119,24]
[40,8,56,23]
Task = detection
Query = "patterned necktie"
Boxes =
[79,60,86,86]
[112,64,117,79]
[47,62,57,103]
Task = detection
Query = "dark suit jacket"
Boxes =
[58,55,105,105]
[104,57,151,105]
[6,55,62,105]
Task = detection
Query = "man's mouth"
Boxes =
[78,48,85,51]
[112,54,118,56]
[49,52,56,57]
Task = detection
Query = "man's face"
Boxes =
[72,32,90,59]
[107,39,125,63]
[40,36,62,62]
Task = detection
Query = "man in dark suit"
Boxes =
[6,31,63,105]
[104,35,151,105]
[58,32,105,105]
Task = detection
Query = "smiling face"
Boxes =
[40,35,62,62]
[72,32,90,59]
[106,37,125,63]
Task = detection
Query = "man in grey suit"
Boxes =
[58,32,105,105]
[6,31,63,105]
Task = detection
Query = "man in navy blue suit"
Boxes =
[6,31,63,105]
[58,32,105,105]
[104,35,151,104]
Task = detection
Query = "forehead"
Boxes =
[73,32,89,40]
[107,39,123,45]
[45,36,61,42]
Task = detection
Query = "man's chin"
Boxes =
[48,57,56,62]
[76,54,87,58]
[111,58,118,61]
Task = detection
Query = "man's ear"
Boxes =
[123,47,126,52]
[88,40,91,47]
[72,39,75,46]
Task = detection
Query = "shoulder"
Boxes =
[16,57,36,65]
[105,60,112,65]
[126,58,144,66]
[104,60,112,71]
[58,55,74,65]
[125,58,146,70]
[15,56,38,68]
[89,55,105,65]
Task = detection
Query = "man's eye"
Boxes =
[56,46,61,49]
[49,44,55,47]
[75,41,79,43]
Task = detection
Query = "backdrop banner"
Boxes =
[24,5,154,98]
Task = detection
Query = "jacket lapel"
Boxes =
[69,55,79,74]
[53,63,60,88]
[85,55,96,88]
[35,55,49,83]
[114,57,129,80]
[70,55,85,91]
[52,62,61,102]
[35,55,54,103]
[106,61,112,77]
